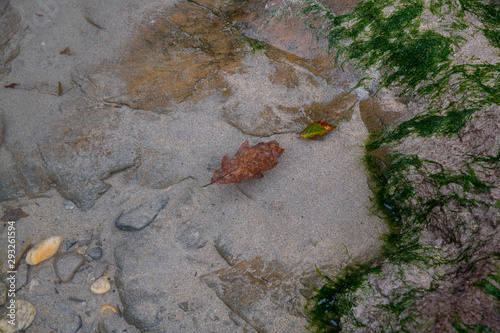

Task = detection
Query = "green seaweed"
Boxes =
[309,147,499,330]
[452,320,497,333]
[474,271,500,301]
[303,0,500,145]
[370,61,500,149]
[428,164,492,193]
[302,0,500,331]
[470,150,500,165]
[457,0,500,49]
[483,29,500,49]
[367,108,475,150]
[369,154,442,264]
[307,264,382,332]
[303,0,462,95]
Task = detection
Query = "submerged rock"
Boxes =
[65,238,78,251]
[0,147,50,202]
[38,107,140,211]
[115,194,169,231]
[89,261,108,281]
[214,235,239,266]
[223,78,357,136]
[47,311,82,333]
[359,93,404,132]
[114,231,243,332]
[83,1,246,111]
[202,257,306,332]
[26,236,62,265]
[177,224,207,250]
[0,0,24,77]
[97,306,140,333]
[53,251,85,283]
[83,0,359,133]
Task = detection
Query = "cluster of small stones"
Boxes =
[0,233,114,331]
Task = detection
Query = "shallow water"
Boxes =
[0,0,388,331]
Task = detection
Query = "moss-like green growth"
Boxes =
[483,30,500,49]
[378,285,436,329]
[372,61,500,148]
[451,320,497,333]
[474,270,500,301]
[421,63,500,109]
[367,108,475,150]
[303,0,462,94]
[308,147,499,331]
[303,0,500,145]
[301,0,500,331]
[372,154,430,263]
[307,264,382,332]
[457,0,500,49]
[428,163,493,193]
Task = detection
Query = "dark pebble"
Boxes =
[65,238,78,251]
[87,246,103,260]
[178,302,189,312]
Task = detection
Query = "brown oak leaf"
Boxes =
[1,208,29,222]
[206,141,284,186]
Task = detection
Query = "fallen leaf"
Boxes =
[60,47,75,56]
[205,141,284,186]
[58,81,63,96]
[4,83,19,89]
[1,208,29,222]
[300,120,335,139]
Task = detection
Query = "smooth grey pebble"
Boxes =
[87,246,103,260]
[54,252,85,283]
